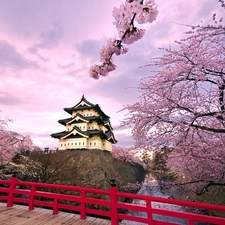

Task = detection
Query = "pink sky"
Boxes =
[0,0,223,149]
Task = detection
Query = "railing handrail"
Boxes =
[0,177,225,225]
[10,179,111,195]
[117,191,225,212]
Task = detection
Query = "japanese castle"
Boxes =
[51,95,117,151]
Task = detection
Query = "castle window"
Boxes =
[79,142,81,145]
[90,142,92,145]
[94,142,96,145]
[68,143,69,145]
[65,144,66,146]
[71,143,73,145]
[75,143,77,145]
[61,144,63,147]
[83,142,84,145]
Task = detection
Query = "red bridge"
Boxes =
[0,176,225,225]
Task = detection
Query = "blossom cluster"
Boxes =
[122,28,146,44]
[89,63,116,79]
[113,0,158,32]
[90,0,158,79]
[89,39,128,79]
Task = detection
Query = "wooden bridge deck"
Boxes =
[0,202,121,225]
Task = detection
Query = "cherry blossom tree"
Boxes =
[90,0,158,79]
[0,114,38,165]
[112,145,139,163]
[122,11,225,195]
[112,145,156,169]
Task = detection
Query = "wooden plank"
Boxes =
[4,211,37,225]
[40,212,78,225]
[22,210,57,225]
[88,217,108,225]
[0,204,50,225]
[0,207,32,224]
[1,208,50,225]
[16,206,52,225]
[99,219,111,225]
[0,207,13,214]
[79,216,99,225]
[59,213,83,225]
[0,203,113,225]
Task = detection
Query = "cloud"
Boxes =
[33,20,63,50]
[114,131,134,147]
[26,46,50,62]
[87,74,139,106]
[58,63,75,70]
[0,92,22,105]
[74,39,105,60]
[0,40,40,70]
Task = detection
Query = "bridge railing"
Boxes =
[0,176,225,225]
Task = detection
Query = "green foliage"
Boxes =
[140,151,152,166]
[4,149,145,191]
[196,186,225,218]
[11,153,23,164]
[150,147,177,182]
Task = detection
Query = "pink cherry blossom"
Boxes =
[90,0,158,79]
[0,114,39,164]
[122,28,146,44]
[122,12,225,195]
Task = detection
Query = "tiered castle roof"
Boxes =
[51,95,117,151]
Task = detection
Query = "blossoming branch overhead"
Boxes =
[89,0,158,79]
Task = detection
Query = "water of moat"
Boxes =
[122,173,188,225]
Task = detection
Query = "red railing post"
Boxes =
[7,173,17,207]
[29,185,35,210]
[189,219,195,225]
[53,198,59,215]
[146,200,154,225]
[80,191,86,219]
[110,179,119,225]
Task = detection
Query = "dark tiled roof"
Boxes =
[51,131,69,138]
[105,130,117,144]
[51,126,117,144]
[86,129,117,144]
[58,114,111,128]
[63,96,110,119]
[51,126,88,139]
[58,118,72,125]
[74,95,95,108]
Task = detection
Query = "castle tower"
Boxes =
[51,95,117,151]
